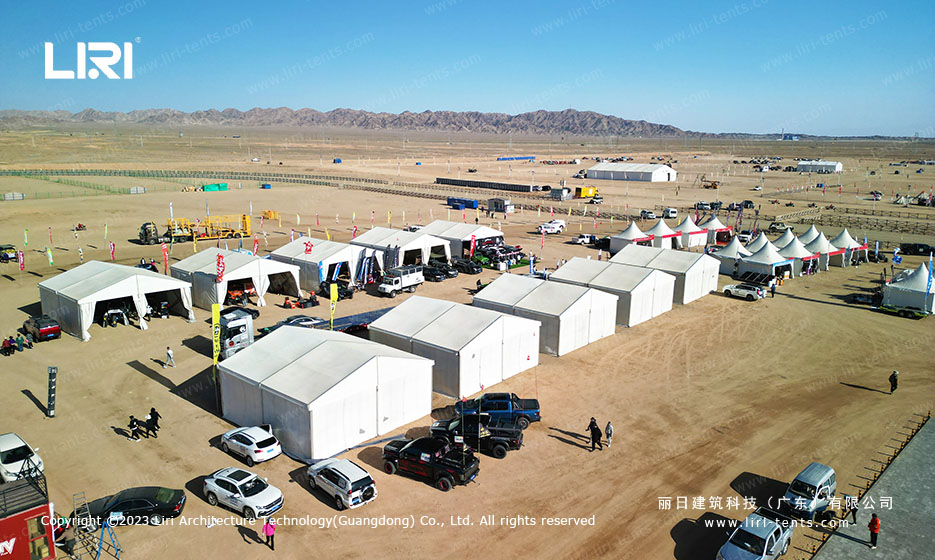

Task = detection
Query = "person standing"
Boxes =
[262,517,276,550]
[605,421,614,448]
[587,417,603,452]
[128,416,142,441]
[868,513,880,549]
[164,346,175,368]
[889,370,898,394]
[149,407,162,431]
[770,281,776,298]
[842,494,858,523]
[15,334,24,352]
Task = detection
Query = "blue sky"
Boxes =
[0,0,932,136]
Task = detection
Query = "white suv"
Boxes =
[307,458,377,511]
[0,433,44,482]
[537,219,566,234]
[723,283,766,301]
[220,426,282,467]
[640,210,656,219]
[203,467,284,519]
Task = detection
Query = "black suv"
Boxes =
[430,414,523,459]
[451,257,482,274]
[899,243,932,256]
[428,260,459,278]
[318,281,354,300]
[382,437,479,491]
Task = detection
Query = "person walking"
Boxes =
[262,517,276,550]
[587,417,603,452]
[149,407,162,431]
[867,513,880,549]
[128,416,142,441]
[24,333,34,349]
[889,370,898,394]
[605,421,614,448]
[143,414,157,438]
[163,346,175,368]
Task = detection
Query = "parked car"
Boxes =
[382,437,479,492]
[455,392,541,429]
[537,219,566,234]
[847,292,879,305]
[723,283,766,301]
[318,281,354,300]
[22,315,61,342]
[736,230,753,243]
[782,462,837,521]
[639,210,656,219]
[451,257,482,274]
[695,202,711,211]
[257,314,327,337]
[430,413,523,459]
[307,458,377,511]
[203,467,284,519]
[742,200,756,209]
[588,195,603,204]
[752,185,763,191]
[572,234,597,245]
[867,252,888,263]
[428,260,459,278]
[717,508,793,560]
[220,426,282,467]
[423,266,447,282]
[84,487,186,527]
[899,243,932,255]
[767,222,789,233]
[663,207,678,219]
[0,433,44,482]
[221,306,260,320]
[593,236,611,250]
[0,244,18,263]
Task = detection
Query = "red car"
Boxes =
[23,315,61,341]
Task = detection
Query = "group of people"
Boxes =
[127,408,162,441]
[586,417,613,451]
[1,333,33,356]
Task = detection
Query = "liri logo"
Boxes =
[0,538,15,556]
[44,42,133,79]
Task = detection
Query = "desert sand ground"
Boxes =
[0,128,933,560]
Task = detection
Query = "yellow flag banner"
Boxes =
[211,304,221,365]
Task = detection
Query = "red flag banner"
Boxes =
[253,234,259,255]
[109,242,116,260]
[470,234,476,257]
[540,231,545,249]
[17,251,24,271]
[161,243,169,274]
[216,254,226,282]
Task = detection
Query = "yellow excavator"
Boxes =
[700,174,720,189]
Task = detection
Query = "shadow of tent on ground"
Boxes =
[171,365,221,416]
[182,335,214,359]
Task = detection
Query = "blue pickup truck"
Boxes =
[454,393,541,429]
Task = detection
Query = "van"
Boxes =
[219,309,254,359]
[782,462,836,520]
[663,208,678,219]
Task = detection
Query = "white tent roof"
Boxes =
[609,244,715,274]
[613,222,653,241]
[414,304,504,352]
[609,244,662,267]
[887,263,931,293]
[797,225,821,245]
[172,248,298,279]
[368,296,456,339]
[474,274,592,317]
[830,228,863,250]
[350,227,447,251]
[419,220,503,241]
[590,262,658,292]
[644,219,679,238]
[805,233,839,254]
[746,232,779,254]
[779,237,818,259]
[588,162,675,173]
[673,217,707,234]
[773,228,797,249]
[473,274,543,307]
[715,237,753,258]
[700,216,730,231]
[550,258,611,285]
[743,243,793,266]
[271,237,353,263]
[39,260,191,303]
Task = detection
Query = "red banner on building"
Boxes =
[470,234,476,257]
[216,254,226,282]
[304,241,314,254]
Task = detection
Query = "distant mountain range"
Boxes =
[0,107,911,140]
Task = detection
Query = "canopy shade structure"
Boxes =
[644,219,681,249]
[738,244,794,278]
[609,222,654,254]
[699,216,732,244]
[673,217,708,248]
[778,238,819,276]
[711,237,753,274]
[550,257,675,327]
[746,232,779,254]
[472,274,616,356]
[609,245,719,304]
[828,228,868,268]
[38,260,195,341]
[773,228,797,249]
[271,237,360,292]
[804,233,841,272]
[881,263,934,314]
[587,162,677,182]
[218,326,433,462]
[350,227,451,269]
[797,225,821,245]
[369,296,540,398]
[418,220,504,257]
[171,248,300,309]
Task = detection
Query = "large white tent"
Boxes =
[609,222,654,254]
[700,215,732,244]
[350,227,451,268]
[778,238,819,276]
[549,257,674,327]
[218,326,433,462]
[797,225,821,245]
[805,233,840,271]
[171,248,300,309]
[369,296,540,398]
[773,228,797,249]
[673,217,708,248]
[472,274,617,356]
[711,237,752,275]
[610,245,719,304]
[881,263,934,314]
[270,237,361,292]
[587,162,677,182]
[796,160,843,173]
[38,261,195,341]
[418,220,504,257]
[738,244,794,278]
[829,228,868,267]
[644,219,681,249]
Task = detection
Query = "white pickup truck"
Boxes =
[717,508,793,560]
[378,265,424,298]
